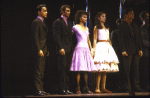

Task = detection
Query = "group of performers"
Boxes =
[31,4,149,96]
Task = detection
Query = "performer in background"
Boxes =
[70,10,96,94]
[118,8,143,94]
[111,18,124,62]
[52,5,73,95]
[111,18,124,91]
[139,11,149,92]
[31,4,49,96]
[93,12,119,94]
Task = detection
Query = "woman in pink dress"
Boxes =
[93,12,119,93]
[70,10,97,94]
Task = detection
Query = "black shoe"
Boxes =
[66,90,73,94]
[113,86,122,92]
[35,91,45,96]
[59,90,68,95]
[120,89,131,93]
[133,88,143,92]
[42,91,50,95]
[145,86,150,92]
[129,91,135,96]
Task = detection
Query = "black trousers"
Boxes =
[33,55,46,91]
[139,56,149,89]
[57,52,72,91]
[121,54,140,91]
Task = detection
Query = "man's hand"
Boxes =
[38,50,44,57]
[59,49,65,55]
[47,51,49,57]
[139,51,143,57]
[122,51,128,56]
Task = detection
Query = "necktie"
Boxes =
[65,19,68,26]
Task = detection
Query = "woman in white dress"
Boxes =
[93,12,119,93]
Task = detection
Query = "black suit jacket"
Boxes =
[31,18,48,55]
[140,25,149,57]
[52,17,73,53]
[118,21,142,55]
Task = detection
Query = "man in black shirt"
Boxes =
[118,8,143,93]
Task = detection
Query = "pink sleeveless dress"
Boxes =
[70,26,97,71]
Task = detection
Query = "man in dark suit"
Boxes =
[52,5,73,95]
[31,4,49,96]
[139,11,149,91]
[118,8,143,94]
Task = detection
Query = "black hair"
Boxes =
[36,4,46,12]
[123,8,133,15]
[94,11,108,29]
[74,10,88,24]
[60,5,70,14]
[116,18,122,26]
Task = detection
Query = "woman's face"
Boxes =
[98,13,106,23]
[80,14,87,23]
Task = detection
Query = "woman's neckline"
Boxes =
[74,25,88,31]
[98,29,108,30]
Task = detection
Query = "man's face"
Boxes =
[63,7,70,18]
[38,7,48,19]
[125,11,134,20]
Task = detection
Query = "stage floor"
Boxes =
[5,92,150,97]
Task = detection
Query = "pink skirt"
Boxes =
[70,47,97,71]
[94,42,119,72]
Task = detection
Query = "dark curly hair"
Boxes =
[75,10,88,24]
[94,12,107,29]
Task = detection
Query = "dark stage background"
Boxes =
[1,0,149,96]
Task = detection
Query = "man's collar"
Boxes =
[38,16,44,22]
[61,15,67,20]
[122,21,134,25]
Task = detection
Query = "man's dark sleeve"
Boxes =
[140,27,149,48]
[52,20,63,51]
[31,21,40,53]
[118,24,126,52]
[135,24,142,51]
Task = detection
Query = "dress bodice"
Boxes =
[72,26,89,48]
[97,29,109,40]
